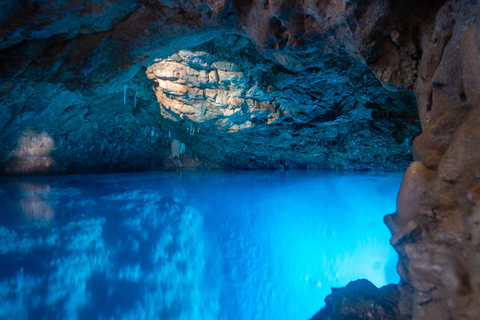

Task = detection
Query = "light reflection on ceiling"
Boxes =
[146,36,282,133]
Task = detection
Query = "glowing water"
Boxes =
[0,171,401,319]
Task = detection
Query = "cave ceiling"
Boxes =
[0,0,422,174]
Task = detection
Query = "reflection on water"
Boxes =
[17,182,54,222]
[0,171,401,319]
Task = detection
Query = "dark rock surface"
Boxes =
[146,34,418,171]
[0,1,419,175]
[311,279,403,320]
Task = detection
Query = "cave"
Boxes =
[0,0,479,319]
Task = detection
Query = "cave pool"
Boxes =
[0,171,401,320]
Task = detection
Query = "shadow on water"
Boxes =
[0,171,401,320]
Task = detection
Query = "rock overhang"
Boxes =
[0,1,421,174]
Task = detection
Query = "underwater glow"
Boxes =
[0,171,401,319]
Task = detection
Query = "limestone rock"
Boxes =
[382,1,480,319]
[0,30,419,173]
[145,34,419,171]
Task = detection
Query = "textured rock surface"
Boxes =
[382,1,480,319]
[1,0,480,319]
[146,34,418,171]
[0,3,420,174]
[311,279,402,320]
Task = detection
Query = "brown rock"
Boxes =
[382,0,480,319]
[311,279,403,320]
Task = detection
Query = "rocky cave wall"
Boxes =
[1,0,480,319]
[0,2,419,174]
[145,34,419,171]
[383,1,480,319]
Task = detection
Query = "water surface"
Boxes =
[0,171,401,320]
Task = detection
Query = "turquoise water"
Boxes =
[0,171,401,320]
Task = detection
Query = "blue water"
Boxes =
[0,171,401,320]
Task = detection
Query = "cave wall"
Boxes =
[0,0,419,174]
[0,0,233,174]
[145,34,418,171]
[383,1,480,318]
[1,0,480,319]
